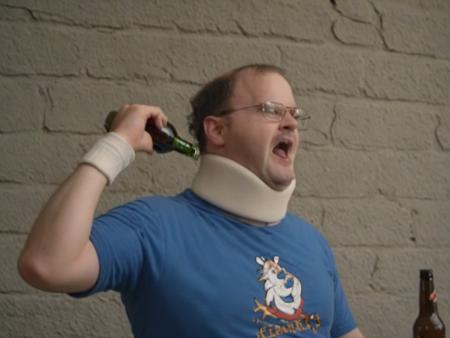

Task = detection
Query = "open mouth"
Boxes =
[273,139,293,159]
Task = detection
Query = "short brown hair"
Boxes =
[188,64,286,153]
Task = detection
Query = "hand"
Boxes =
[109,104,168,155]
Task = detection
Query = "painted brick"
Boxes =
[333,248,377,294]
[333,18,382,47]
[0,0,131,28]
[334,0,378,23]
[333,99,438,150]
[377,151,450,199]
[0,132,94,184]
[82,31,171,81]
[400,200,450,247]
[298,95,335,147]
[109,151,198,195]
[133,0,239,33]
[0,184,54,233]
[298,149,450,200]
[440,297,450,333]
[372,248,450,294]
[46,79,196,133]
[158,37,282,84]
[83,31,281,84]
[363,52,450,105]
[295,149,378,197]
[322,196,413,246]
[0,132,198,195]
[235,0,333,42]
[0,235,30,293]
[282,45,364,96]
[0,293,132,337]
[0,22,82,75]
[2,0,333,42]
[0,4,31,21]
[132,152,198,195]
[374,0,450,15]
[382,8,450,59]
[0,78,45,132]
[288,196,323,229]
[135,0,333,42]
[348,294,417,338]
[437,110,450,150]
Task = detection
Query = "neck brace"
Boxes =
[191,154,296,225]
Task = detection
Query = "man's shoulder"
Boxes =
[132,189,200,215]
[283,213,329,244]
[135,189,188,205]
[284,213,318,231]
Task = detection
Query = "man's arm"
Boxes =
[339,328,364,338]
[18,104,167,293]
[18,164,107,293]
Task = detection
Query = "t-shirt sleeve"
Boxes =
[71,197,165,298]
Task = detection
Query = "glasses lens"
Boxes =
[261,102,284,120]
[260,102,310,127]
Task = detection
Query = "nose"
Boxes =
[279,108,298,131]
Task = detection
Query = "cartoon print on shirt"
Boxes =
[254,256,321,337]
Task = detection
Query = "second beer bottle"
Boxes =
[413,269,445,338]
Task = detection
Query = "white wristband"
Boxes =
[81,132,135,185]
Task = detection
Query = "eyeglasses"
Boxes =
[219,101,311,130]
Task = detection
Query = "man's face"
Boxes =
[221,70,300,191]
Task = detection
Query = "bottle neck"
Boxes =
[419,275,439,316]
[172,137,200,160]
[148,122,199,160]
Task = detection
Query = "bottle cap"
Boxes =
[420,269,433,279]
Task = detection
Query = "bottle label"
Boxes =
[429,290,438,303]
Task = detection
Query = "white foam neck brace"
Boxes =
[191,154,295,225]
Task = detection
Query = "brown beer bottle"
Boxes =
[413,270,446,338]
[104,110,200,160]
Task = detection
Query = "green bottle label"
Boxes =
[172,138,200,160]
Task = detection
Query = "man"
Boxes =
[18,64,364,338]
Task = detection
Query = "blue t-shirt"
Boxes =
[75,189,356,338]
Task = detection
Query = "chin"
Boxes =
[267,167,295,185]
[267,175,295,191]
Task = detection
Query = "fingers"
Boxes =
[110,104,169,154]
[123,104,168,126]
[147,107,168,130]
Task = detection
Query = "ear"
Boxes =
[203,115,226,148]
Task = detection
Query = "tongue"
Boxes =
[273,146,287,158]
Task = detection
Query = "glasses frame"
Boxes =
[218,101,311,130]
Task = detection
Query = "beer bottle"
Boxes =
[104,110,200,160]
[413,269,446,338]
